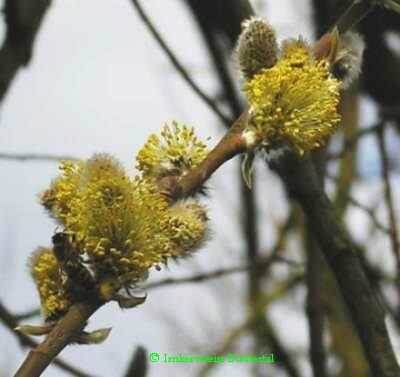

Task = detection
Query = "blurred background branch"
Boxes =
[0,0,50,103]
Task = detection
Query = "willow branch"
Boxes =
[162,12,400,372]
[269,151,400,376]
[14,302,101,377]
[305,230,328,377]
[169,110,249,198]
[0,302,93,377]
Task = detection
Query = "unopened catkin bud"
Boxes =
[235,17,278,80]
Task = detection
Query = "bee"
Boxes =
[52,232,96,299]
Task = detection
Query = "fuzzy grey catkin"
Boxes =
[332,32,365,89]
[235,17,278,80]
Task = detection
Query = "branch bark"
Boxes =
[0,0,51,103]
[0,302,93,377]
[269,151,400,376]
[14,302,101,377]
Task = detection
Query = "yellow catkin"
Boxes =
[164,200,208,256]
[39,154,209,289]
[29,247,71,320]
[243,39,341,155]
[136,121,208,179]
[39,159,85,224]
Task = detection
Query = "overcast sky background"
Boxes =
[0,1,398,376]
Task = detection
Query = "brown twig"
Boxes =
[169,110,250,199]
[0,302,93,377]
[14,302,101,377]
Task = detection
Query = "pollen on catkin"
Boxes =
[29,247,71,320]
[40,153,209,289]
[243,39,341,155]
[235,17,278,80]
[40,154,126,225]
[164,200,209,256]
[39,160,84,223]
[55,156,171,282]
[136,121,208,180]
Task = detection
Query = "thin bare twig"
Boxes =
[144,255,302,291]
[347,194,391,235]
[326,174,391,235]
[0,153,78,162]
[169,111,250,199]
[333,0,376,33]
[129,0,232,125]
[327,123,382,160]
[376,123,400,300]
[198,274,303,377]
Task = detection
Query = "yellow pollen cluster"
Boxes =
[30,247,71,320]
[164,201,208,255]
[39,154,209,288]
[136,121,208,179]
[243,39,341,155]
